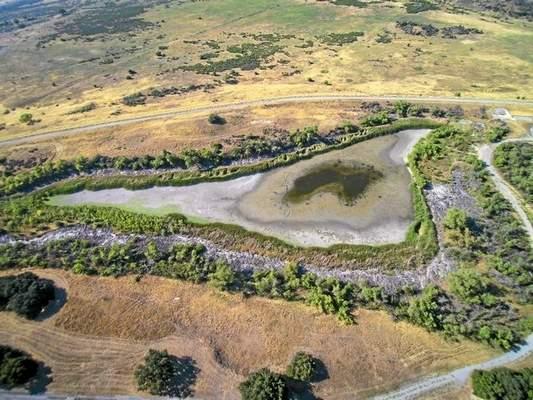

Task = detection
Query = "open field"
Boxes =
[0,268,496,399]
[0,0,532,138]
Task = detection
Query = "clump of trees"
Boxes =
[443,208,476,251]
[0,272,55,319]
[448,268,496,307]
[0,345,39,389]
[471,367,533,400]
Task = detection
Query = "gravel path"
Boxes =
[478,138,533,240]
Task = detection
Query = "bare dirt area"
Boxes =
[0,269,496,399]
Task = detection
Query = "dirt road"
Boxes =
[371,137,533,400]
[478,138,533,240]
[1,93,533,148]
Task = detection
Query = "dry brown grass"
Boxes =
[1,101,364,160]
[0,268,497,399]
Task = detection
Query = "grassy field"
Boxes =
[0,0,531,138]
[0,268,496,399]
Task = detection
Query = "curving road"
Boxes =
[1,93,533,148]
[478,138,533,240]
[371,137,533,400]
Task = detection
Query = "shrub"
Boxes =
[208,113,226,125]
[19,113,32,124]
[286,352,316,382]
[239,368,288,400]
[361,112,392,127]
[0,345,39,389]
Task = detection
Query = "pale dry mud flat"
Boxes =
[50,129,430,247]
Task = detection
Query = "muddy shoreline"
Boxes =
[50,129,431,247]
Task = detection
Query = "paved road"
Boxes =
[2,93,533,148]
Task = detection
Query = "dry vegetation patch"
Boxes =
[0,269,496,399]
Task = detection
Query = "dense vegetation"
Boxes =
[0,345,39,389]
[471,367,533,400]
[405,125,532,349]
[0,272,55,319]
[493,142,532,203]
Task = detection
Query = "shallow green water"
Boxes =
[284,161,383,205]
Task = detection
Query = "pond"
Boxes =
[49,129,431,247]
[284,161,383,206]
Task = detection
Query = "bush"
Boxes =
[239,368,288,400]
[208,113,226,125]
[486,126,509,143]
[19,113,32,124]
[286,352,316,382]
[0,272,55,319]
[0,345,39,389]
[361,112,392,127]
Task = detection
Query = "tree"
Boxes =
[0,272,55,319]
[443,208,468,230]
[19,113,32,124]
[286,352,316,382]
[471,368,531,400]
[135,349,177,396]
[239,368,288,400]
[0,346,39,389]
[407,285,444,331]
[394,100,411,118]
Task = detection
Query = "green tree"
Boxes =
[135,349,177,396]
[394,100,411,118]
[208,261,235,291]
[286,352,316,382]
[443,208,468,230]
[407,285,443,331]
[0,346,39,389]
[239,368,288,400]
